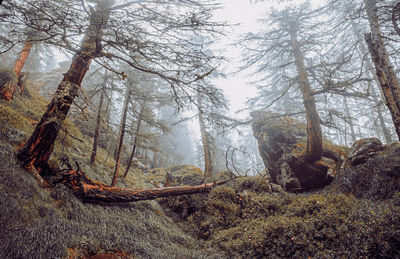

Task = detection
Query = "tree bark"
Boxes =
[13,38,34,94]
[110,87,131,186]
[198,96,213,179]
[17,1,112,172]
[0,37,34,101]
[343,97,357,143]
[90,71,108,164]
[123,102,144,177]
[288,23,323,162]
[59,169,230,203]
[350,19,392,143]
[364,0,400,140]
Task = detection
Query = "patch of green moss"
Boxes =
[166,178,400,258]
[0,102,32,134]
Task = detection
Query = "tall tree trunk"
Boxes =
[0,36,34,101]
[124,102,145,177]
[198,96,213,179]
[350,18,392,143]
[364,0,400,140]
[0,39,34,101]
[110,87,131,186]
[288,23,323,162]
[103,89,113,163]
[90,71,108,164]
[17,0,112,173]
[343,97,357,143]
[13,38,34,94]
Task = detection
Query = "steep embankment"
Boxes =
[0,83,223,258]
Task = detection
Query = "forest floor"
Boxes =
[0,82,225,258]
[1,82,400,258]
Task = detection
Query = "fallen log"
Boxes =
[57,169,231,203]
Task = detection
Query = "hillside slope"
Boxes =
[0,84,223,258]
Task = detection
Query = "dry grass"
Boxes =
[0,80,224,258]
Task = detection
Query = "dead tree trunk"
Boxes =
[90,71,108,164]
[17,1,112,173]
[59,169,230,203]
[350,19,392,143]
[364,0,400,140]
[110,87,131,186]
[123,101,145,178]
[288,22,323,162]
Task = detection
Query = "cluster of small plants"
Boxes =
[164,176,400,258]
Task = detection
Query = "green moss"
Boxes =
[165,179,400,258]
[0,102,32,134]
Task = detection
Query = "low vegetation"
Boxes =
[0,83,224,258]
[162,176,400,258]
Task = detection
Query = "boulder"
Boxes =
[250,111,344,192]
[334,138,400,199]
[345,137,384,167]
[164,165,204,186]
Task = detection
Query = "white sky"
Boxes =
[212,0,271,118]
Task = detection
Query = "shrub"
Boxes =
[166,177,400,258]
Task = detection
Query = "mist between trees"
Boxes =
[0,0,400,189]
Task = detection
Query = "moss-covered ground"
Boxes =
[0,83,223,258]
[1,82,400,258]
[162,176,400,258]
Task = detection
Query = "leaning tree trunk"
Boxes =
[364,0,400,140]
[124,102,144,178]
[0,37,34,101]
[17,0,112,175]
[350,18,392,143]
[90,71,108,164]
[13,37,34,94]
[110,87,131,186]
[288,24,323,163]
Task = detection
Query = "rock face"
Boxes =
[335,138,400,199]
[250,111,343,192]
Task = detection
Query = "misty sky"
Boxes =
[213,0,326,117]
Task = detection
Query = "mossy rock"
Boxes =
[334,139,400,200]
[186,186,400,258]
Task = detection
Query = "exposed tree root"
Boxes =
[25,164,50,188]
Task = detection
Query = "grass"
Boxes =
[162,176,400,258]
[0,81,224,258]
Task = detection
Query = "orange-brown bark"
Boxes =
[18,1,111,172]
[0,80,16,101]
[14,40,34,93]
[60,169,230,203]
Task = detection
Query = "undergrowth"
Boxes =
[163,176,400,258]
[0,81,224,258]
